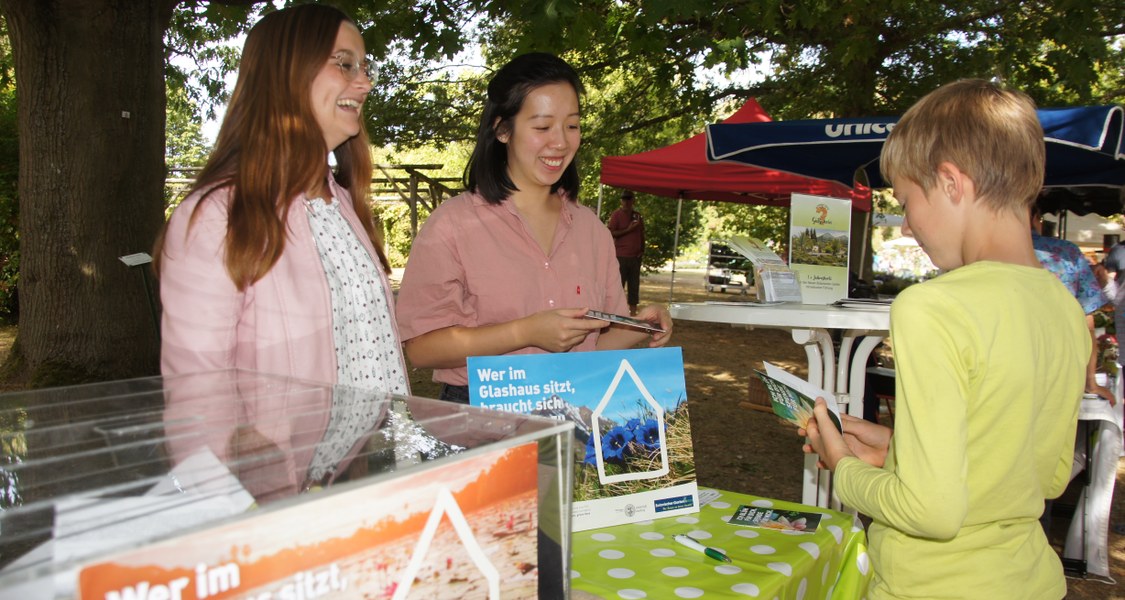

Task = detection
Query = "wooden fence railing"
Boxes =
[165,164,462,236]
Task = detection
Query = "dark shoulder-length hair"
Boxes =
[464,52,585,204]
[155,3,387,289]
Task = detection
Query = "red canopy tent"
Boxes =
[599,98,871,211]
[599,99,872,296]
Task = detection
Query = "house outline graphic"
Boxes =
[392,487,501,600]
[591,359,670,484]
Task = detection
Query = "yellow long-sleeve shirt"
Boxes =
[835,261,1089,599]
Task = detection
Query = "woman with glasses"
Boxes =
[396,53,673,404]
[156,3,406,397]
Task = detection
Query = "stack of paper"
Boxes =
[724,236,802,302]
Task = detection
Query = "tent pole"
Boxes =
[670,196,683,302]
[856,206,872,282]
[596,184,604,216]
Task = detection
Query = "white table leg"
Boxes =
[794,329,885,508]
[844,334,885,418]
[792,329,835,389]
[1064,408,1123,578]
[793,327,835,507]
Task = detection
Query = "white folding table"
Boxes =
[671,301,890,507]
[1064,393,1123,579]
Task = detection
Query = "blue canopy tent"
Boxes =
[706,105,1125,221]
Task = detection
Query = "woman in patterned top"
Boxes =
[157,4,405,394]
[156,5,409,494]
[1031,204,1113,404]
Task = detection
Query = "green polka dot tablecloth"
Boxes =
[570,488,870,599]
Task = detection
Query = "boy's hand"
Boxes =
[835,414,892,467]
[1087,381,1117,406]
[799,411,892,469]
[801,399,855,471]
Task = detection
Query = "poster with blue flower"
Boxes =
[468,347,698,531]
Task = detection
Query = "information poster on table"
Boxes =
[468,347,699,531]
[788,193,852,304]
[77,443,540,600]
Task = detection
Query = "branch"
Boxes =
[160,0,263,29]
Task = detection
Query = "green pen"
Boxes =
[673,533,732,563]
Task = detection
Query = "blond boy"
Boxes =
[806,80,1089,599]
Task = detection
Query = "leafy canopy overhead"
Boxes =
[173,1,1122,151]
[168,0,1123,262]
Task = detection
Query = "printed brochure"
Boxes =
[723,236,802,302]
[788,193,852,304]
[729,505,823,533]
[753,361,843,432]
[468,347,698,531]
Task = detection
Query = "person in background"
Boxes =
[1032,205,1114,404]
[608,189,645,315]
[803,79,1088,599]
[396,52,672,405]
[1093,261,1116,305]
[1103,241,1125,384]
[158,4,405,395]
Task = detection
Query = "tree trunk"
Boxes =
[1,0,176,386]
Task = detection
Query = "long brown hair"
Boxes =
[155,4,388,290]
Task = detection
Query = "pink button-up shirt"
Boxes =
[397,191,628,385]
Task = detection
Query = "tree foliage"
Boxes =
[164,1,259,121]
[161,1,1123,267]
[0,0,1121,387]
[0,18,15,324]
[349,0,1123,261]
[165,85,210,169]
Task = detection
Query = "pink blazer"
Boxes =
[159,177,405,497]
[159,176,405,385]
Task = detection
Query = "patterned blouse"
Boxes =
[1032,230,1108,315]
[303,197,408,483]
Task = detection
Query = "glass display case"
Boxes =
[0,369,573,599]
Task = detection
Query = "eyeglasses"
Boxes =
[330,50,378,85]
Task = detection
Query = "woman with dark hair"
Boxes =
[156,4,407,396]
[397,52,673,403]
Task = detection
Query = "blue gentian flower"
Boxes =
[600,426,633,462]
[636,418,661,450]
[583,435,598,465]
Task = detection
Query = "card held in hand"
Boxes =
[754,361,843,432]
